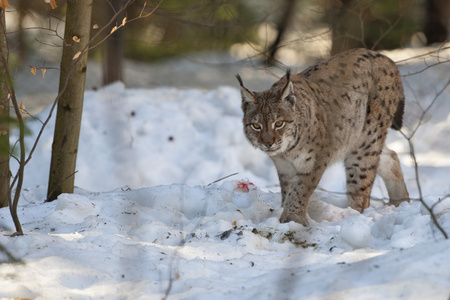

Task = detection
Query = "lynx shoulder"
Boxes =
[237,48,409,226]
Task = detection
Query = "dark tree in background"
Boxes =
[329,0,356,55]
[424,0,449,45]
[328,0,418,55]
[102,0,124,85]
[120,0,258,62]
[265,0,297,66]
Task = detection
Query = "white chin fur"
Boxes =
[261,145,283,156]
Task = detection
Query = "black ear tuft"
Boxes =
[286,69,291,82]
[281,70,295,105]
[236,74,256,107]
[282,69,292,93]
[236,74,244,86]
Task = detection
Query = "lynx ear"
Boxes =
[236,74,255,107]
[281,69,295,105]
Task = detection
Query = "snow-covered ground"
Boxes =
[1,47,450,299]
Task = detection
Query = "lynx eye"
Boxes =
[250,123,262,131]
[274,120,285,129]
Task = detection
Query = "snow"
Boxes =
[1,47,450,299]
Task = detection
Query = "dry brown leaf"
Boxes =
[49,0,57,9]
[72,36,80,43]
[41,68,47,78]
[0,0,10,9]
[30,67,37,76]
[232,220,237,226]
[110,26,118,34]
[121,17,127,26]
[19,103,26,115]
[72,51,81,60]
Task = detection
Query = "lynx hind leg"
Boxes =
[344,117,391,212]
[344,154,379,213]
[377,147,410,206]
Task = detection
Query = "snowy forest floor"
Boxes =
[1,47,450,299]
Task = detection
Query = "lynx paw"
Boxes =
[389,198,410,207]
[279,213,309,227]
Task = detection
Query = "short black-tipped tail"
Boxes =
[391,97,404,130]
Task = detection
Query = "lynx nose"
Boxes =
[261,132,275,149]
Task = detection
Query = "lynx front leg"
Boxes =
[277,173,289,207]
[279,170,323,226]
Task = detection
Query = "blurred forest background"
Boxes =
[5,0,449,85]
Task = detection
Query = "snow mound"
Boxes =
[1,181,450,299]
[16,82,278,192]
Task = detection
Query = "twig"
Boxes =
[45,170,78,202]
[207,172,239,186]
[395,44,450,64]
[315,186,432,204]
[407,78,450,139]
[397,78,450,239]
[401,133,448,239]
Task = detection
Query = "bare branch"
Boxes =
[408,77,450,138]
[397,77,450,239]
[395,44,450,64]
[0,0,159,235]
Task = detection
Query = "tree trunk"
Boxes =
[329,0,359,55]
[102,0,124,85]
[0,7,10,208]
[265,0,297,66]
[47,0,93,201]
[424,0,450,45]
[17,0,28,61]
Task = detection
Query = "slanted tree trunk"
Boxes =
[47,0,93,201]
[0,7,10,208]
[265,0,297,66]
[424,0,449,45]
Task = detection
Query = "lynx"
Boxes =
[237,48,409,226]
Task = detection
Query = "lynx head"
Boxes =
[236,70,299,156]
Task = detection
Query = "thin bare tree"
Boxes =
[0,5,9,208]
[47,0,94,201]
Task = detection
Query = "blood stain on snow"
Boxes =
[235,181,256,193]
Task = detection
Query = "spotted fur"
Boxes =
[237,48,409,226]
